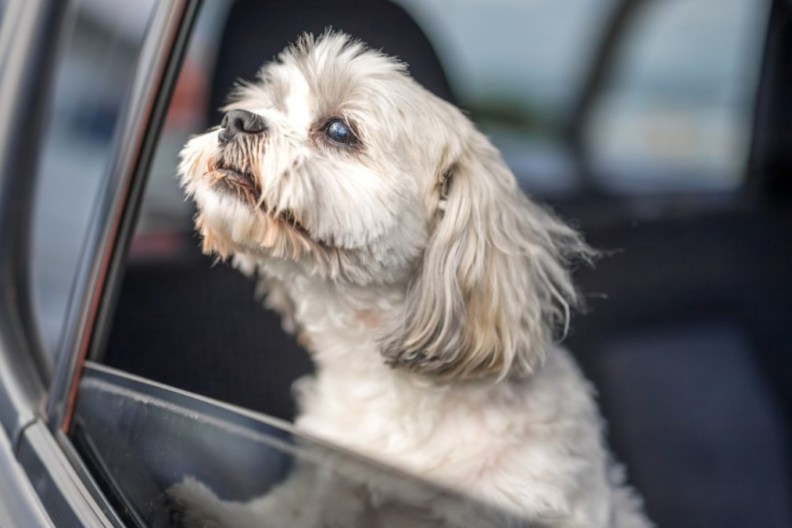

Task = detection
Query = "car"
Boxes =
[0,0,790,526]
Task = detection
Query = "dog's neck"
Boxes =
[258,259,520,405]
[262,264,406,375]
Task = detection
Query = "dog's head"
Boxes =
[179,32,591,381]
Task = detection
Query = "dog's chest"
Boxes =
[290,348,621,524]
[292,368,528,485]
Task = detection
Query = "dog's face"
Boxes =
[179,33,454,285]
[180,33,590,380]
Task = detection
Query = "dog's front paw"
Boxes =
[167,477,231,528]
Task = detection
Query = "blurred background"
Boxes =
[20,0,792,527]
[29,0,768,346]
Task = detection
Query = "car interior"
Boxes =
[88,1,792,526]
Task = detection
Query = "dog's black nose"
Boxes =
[218,109,266,144]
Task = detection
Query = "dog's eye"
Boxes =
[323,119,357,146]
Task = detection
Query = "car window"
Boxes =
[395,0,769,196]
[586,0,769,193]
[30,0,157,369]
[72,362,533,527]
[395,0,617,195]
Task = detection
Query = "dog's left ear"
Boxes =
[380,126,592,381]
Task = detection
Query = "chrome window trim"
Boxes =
[0,0,200,524]
[46,0,201,433]
[0,0,120,524]
[0,423,53,527]
[18,421,122,527]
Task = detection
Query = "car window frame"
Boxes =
[45,0,201,434]
[546,0,774,228]
[0,0,67,442]
[52,0,201,522]
[0,0,201,525]
[0,0,116,525]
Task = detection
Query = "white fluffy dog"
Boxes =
[175,32,651,528]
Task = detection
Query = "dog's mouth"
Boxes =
[211,165,258,196]
[208,163,311,239]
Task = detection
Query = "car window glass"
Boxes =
[585,0,769,193]
[30,0,156,368]
[71,362,531,527]
[394,0,768,197]
[395,0,618,195]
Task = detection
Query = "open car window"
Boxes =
[73,363,540,527]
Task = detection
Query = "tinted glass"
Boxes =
[72,363,540,528]
[30,0,156,367]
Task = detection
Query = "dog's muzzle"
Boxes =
[211,109,267,197]
[218,109,267,145]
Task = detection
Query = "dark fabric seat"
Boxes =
[208,0,456,126]
[104,246,311,420]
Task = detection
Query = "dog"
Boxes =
[173,32,651,528]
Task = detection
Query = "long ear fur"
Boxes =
[381,128,592,381]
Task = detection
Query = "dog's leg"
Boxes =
[168,463,367,528]
[168,476,268,528]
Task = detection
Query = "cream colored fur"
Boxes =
[174,32,651,528]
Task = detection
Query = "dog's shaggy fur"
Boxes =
[175,32,651,527]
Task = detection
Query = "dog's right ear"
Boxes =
[380,120,592,381]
